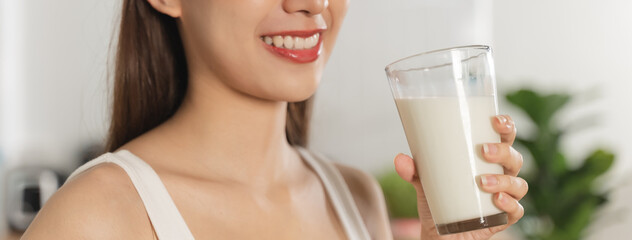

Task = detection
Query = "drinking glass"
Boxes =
[385,45,507,235]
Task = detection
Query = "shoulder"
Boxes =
[22,162,154,239]
[333,163,393,239]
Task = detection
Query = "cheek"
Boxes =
[182,1,272,94]
[323,0,349,50]
[328,0,350,30]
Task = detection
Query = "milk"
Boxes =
[395,96,504,224]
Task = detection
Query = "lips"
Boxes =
[260,30,324,63]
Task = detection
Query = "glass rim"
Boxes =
[385,45,491,72]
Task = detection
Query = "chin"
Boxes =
[262,76,319,102]
[287,82,319,102]
[275,87,317,102]
[286,94,314,103]
[262,82,319,102]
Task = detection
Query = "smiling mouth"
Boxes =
[260,33,320,50]
[259,31,323,63]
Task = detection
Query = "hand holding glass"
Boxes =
[385,46,507,234]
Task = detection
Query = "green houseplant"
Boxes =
[379,171,418,219]
[505,89,615,240]
[378,170,419,239]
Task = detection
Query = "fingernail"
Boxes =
[495,115,507,125]
[481,175,498,186]
[483,143,498,155]
[497,193,506,204]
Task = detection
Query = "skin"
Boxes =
[21,0,526,239]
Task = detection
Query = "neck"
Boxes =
[148,73,302,186]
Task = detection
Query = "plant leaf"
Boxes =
[506,89,571,128]
[578,149,615,177]
[504,88,615,240]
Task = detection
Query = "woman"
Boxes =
[23,0,527,239]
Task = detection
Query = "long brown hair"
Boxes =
[106,0,311,152]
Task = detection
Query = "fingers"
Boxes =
[492,115,516,145]
[393,154,434,222]
[394,153,417,183]
[493,192,525,225]
[479,174,528,200]
[393,153,527,227]
[482,143,524,176]
[393,154,424,193]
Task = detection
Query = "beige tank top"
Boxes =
[66,147,371,240]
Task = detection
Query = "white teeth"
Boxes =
[262,33,320,50]
[264,36,273,45]
[272,36,284,48]
[283,36,294,49]
[294,37,304,49]
[304,36,315,49]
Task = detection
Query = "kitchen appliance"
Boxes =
[6,167,61,231]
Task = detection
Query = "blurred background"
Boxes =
[1,0,631,239]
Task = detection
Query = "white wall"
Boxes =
[493,0,632,239]
[1,0,118,234]
[310,0,494,174]
[1,0,117,172]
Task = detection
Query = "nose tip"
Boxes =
[283,0,328,16]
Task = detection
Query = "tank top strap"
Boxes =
[295,147,371,240]
[66,150,195,240]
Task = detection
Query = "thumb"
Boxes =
[393,154,434,222]
[394,153,418,184]
[394,154,424,194]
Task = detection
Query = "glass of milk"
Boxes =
[385,45,507,235]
